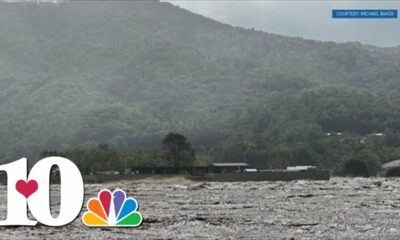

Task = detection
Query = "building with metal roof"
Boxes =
[209,162,248,173]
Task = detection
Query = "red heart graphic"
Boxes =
[16,180,38,198]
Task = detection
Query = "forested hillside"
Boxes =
[1,1,400,174]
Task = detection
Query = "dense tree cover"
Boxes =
[40,133,199,174]
[0,1,400,175]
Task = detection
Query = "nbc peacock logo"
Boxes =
[82,189,143,227]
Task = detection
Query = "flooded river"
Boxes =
[0,177,400,239]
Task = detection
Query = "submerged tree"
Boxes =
[161,133,195,167]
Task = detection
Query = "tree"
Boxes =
[289,146,318,166]
[342,159,370,177]
[161,133,195,167]
[355,149,382,176]
[91,144,122,173]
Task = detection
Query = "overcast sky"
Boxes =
[167,1,400,47]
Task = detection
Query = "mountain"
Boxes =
[0,1,400,171]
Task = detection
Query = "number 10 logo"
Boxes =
[0,157,84,226]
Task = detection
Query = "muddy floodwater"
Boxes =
[0,177,400,239]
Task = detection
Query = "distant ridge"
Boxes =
[0,1,399,169]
